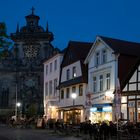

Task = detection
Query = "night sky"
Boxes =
[0,0,140,50]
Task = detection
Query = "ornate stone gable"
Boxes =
[0,9,59,118]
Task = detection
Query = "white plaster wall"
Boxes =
[123,64,140,91]
[61,61,82,83]
[87,41,117,104]
[59,83,87,108]
[43,54,63,109]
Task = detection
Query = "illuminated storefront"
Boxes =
[89,103,112,123]
[58,106,84,124]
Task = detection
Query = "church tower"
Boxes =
[2,8,59,117]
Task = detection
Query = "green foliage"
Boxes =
[27,103,38,117]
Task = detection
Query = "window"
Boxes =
[66,69,70,80]
[54,79,57,96]
[102,49,107,63]
[49,81,52,95]
[99,75,103,91]
[72,86,76,93]
[66,88,70,98]
[106,73,110,90]
[45,82,48,96]
[46,65,48,75]
[50,63,52,72]
[54,59,57,71]
[95,52,100,66]
[79,85,83,96]
[72,66,76,78]
[0,88,9,107]
[93,77,97,92]
[61,90,64,99]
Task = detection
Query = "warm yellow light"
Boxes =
[105,91,114,98]
[121,96,127,103]
[104,113,111,121]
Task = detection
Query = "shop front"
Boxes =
[121,95,140,123]
[58,106,84,125]
[89,103,112,123]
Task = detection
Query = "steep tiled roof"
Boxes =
[59,41,92,88]
[99,36,140,57]
[99,36,140,90]
[61,41,92,67]
[58,76,86,89]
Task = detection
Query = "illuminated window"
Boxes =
[72,66,76,78]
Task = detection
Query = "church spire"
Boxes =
[16,23,19,33]
[46,22,49,32]
[31,6,35,15]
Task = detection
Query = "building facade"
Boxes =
[85,36,116,123]
[0,8,57,118]
[85,36,140,123]
[58,41,92,124]
[43,50,64,120]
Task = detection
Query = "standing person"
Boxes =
[86,120,93,140]
[99,121,109,140]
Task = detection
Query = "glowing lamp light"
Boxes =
[121,96,127,103]
[90,107,97,112]
[16,102,21,107]
[105,91,114,98]
[71,93,77,99]
[102,106,112,112]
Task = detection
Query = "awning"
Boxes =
[92,103,112,107]
[47,101,59,106]
[58,105,84,111]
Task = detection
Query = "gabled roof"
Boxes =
[99,36,140,56]
[61,41,92,67]
[59,41,92,88]
[85,35,140,90]
[99,36,140,89]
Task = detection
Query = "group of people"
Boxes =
[80,120,140,140]
[7,116,140,139]
[9,116,36,128]
[80,120,117,140]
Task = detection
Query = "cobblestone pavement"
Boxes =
[0,125,139,140]
[0,125,82,140]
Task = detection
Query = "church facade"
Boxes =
[0,8,58,119]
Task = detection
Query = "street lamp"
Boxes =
[15,102,21,120]
[17,102,21,107]
[71,92,77,125]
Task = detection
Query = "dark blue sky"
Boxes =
[0,0,140,50]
